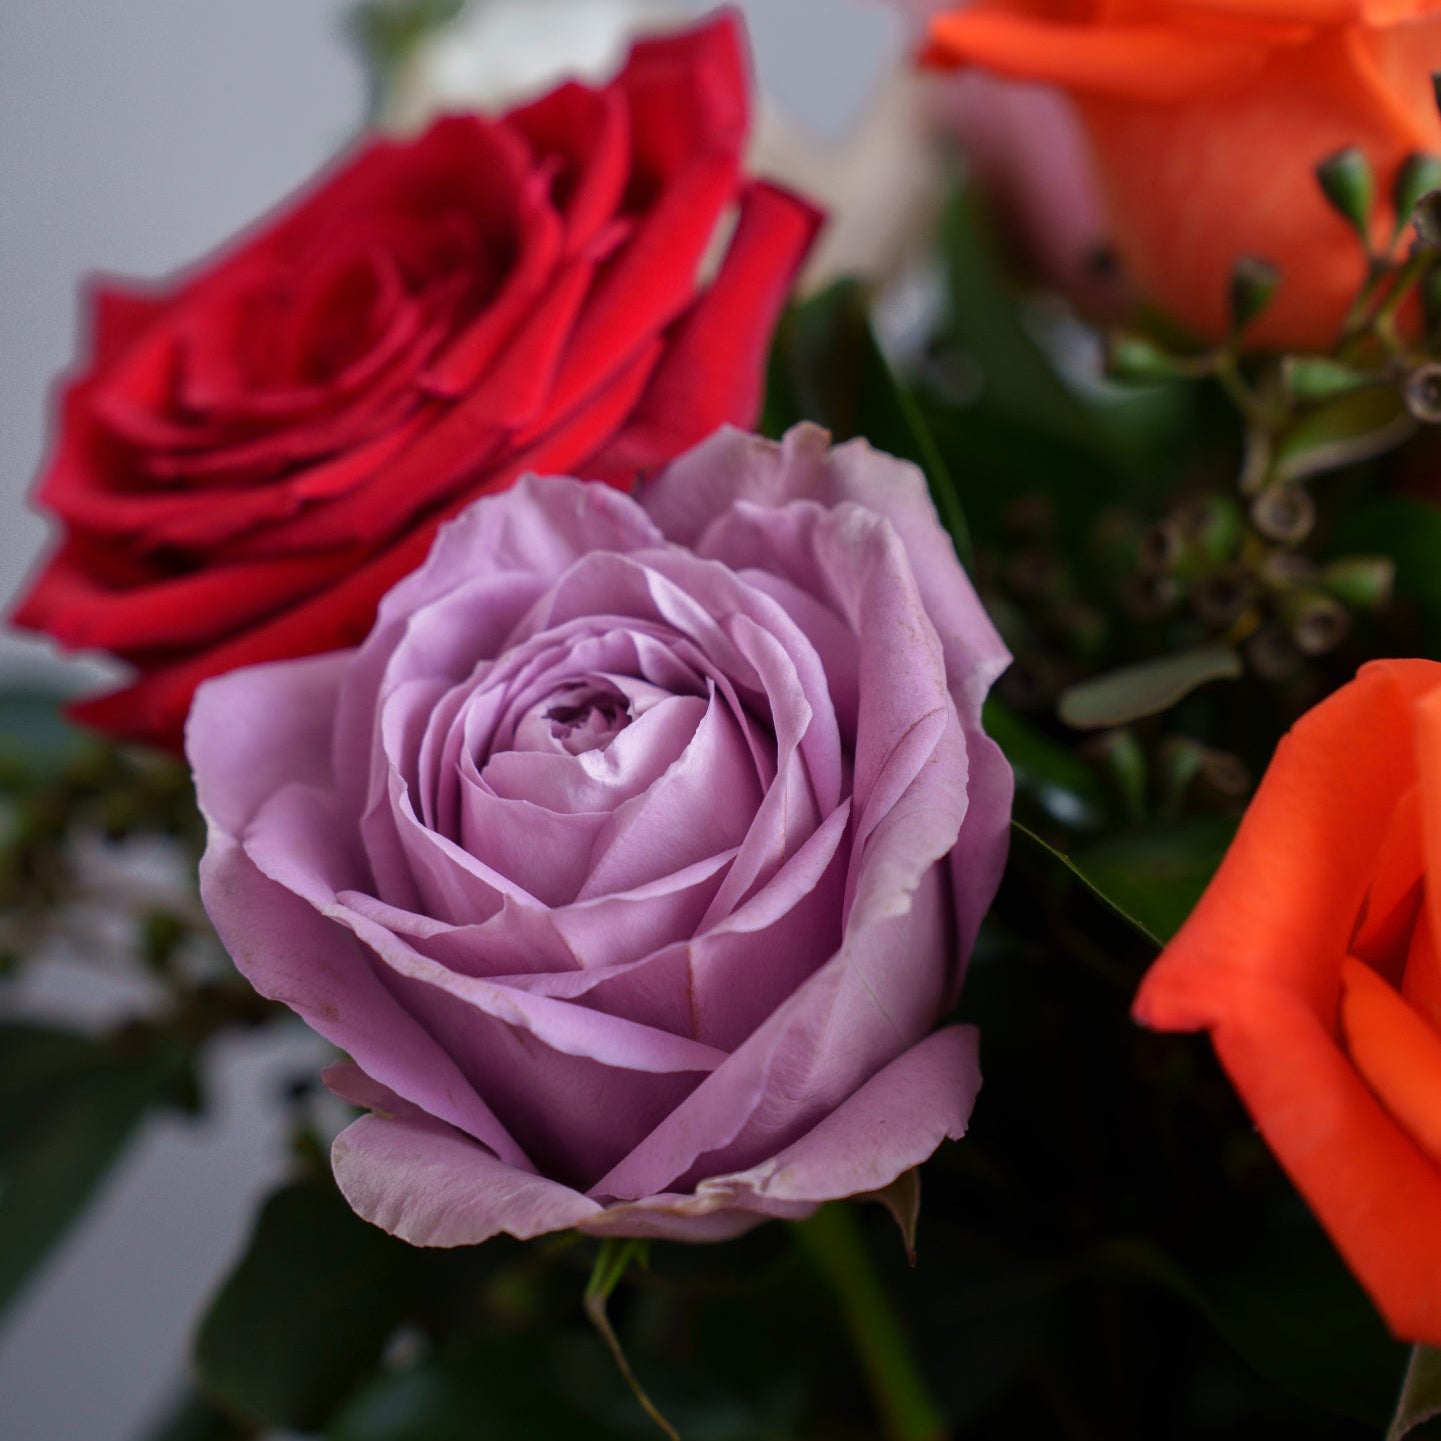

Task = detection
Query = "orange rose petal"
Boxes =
[1406,894,1441,1036]
[1134,660,1441,1032]
[1178,0,1441,18]
[1136,660,1441,1344]
[1403,684,1441,1036]
[1349,784,1422,979]
[1340,957,1441,1168]
[1208,984,1441,1342]
[1341,26,1441,149]
[922,11,1267,101]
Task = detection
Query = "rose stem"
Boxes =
[795,1203,949,1441]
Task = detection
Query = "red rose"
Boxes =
[14,13,818,748]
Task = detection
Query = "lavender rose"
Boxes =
[188,424,1012,1244]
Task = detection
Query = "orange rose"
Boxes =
[1134,660,1441,1344]
[920,0,1441,348]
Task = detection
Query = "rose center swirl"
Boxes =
[539,680,632,756]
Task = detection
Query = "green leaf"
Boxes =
[328,1334,643,1441]
[1332,495,1441,649]
[1389,1347,1441,1439]
[1010,821,1162,950]
[1283,356,1378,404]
[1101,1221,1408,1426]
[938,181,1190,481]
[983,698,1105,829]
[1057,646,1243,730]
[0,1023,183,1318]
[1070,816,1237,945]
[938,186,1093,440]
[1274,386,1416,483]
[195,1179,415,1431]
[765,279,972,564]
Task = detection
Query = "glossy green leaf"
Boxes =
[0,1023,182,1317]
[195,1179,415,1431]
[1058,646,1242,730]
[1071,816,1238,945]
[1275,386,1416,483]
[1388,1347,1441,1439]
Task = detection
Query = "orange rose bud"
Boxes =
[921,0,1441,349]
[1134,659,1441,1345]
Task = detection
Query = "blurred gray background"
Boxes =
[0,3,904,1439]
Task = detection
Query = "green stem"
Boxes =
[796,1204,948,1441]
[1370,250,1434,357]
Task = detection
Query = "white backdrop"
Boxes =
[0,4,904,1439]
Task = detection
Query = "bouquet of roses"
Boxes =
[6,1,1441,1437]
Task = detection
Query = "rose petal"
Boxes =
[333,1110,601,1247]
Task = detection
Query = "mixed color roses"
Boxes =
[15,0,1441,1382]
[14,14,816,747]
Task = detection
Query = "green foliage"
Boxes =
[1058,646,1244,730]
[0,1022,191,1317]
[195,1180,418,1431]
[328,1334,645,1441]
[1274,386,1416,484]
[1388,1348,1441,1440]
[1333,495,1441,650]
[1071,816,1238,945]
[763,277,971,563]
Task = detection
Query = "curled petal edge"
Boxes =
[329,1024,980,1246]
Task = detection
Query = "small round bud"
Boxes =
[1245,624,1304,683]
[1397,155,1441,238]
[1413,188,1441,250]
[1284,592,1352,656]
[1406,364,1441,423]
[1250,486,1317,545]
[1191,566,1256,628]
